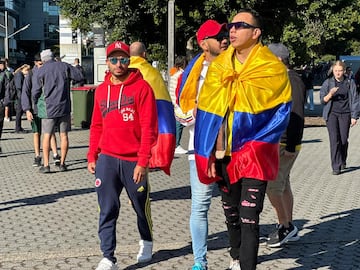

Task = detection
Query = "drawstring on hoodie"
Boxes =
[106,84,124,112]
[118,84,124,111]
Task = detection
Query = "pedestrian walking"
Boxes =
[22,53,60,167]
[266,43,306,248]
[32,49,83,173]
[72,57,86,86]
[191,9,292,270]
[177,19,228,270]
[3,58,13,122]
[87,41,158,270]
[0,58,13,153]
[11,64,31,133]
[169,55,188,154]
[320,60,360,175]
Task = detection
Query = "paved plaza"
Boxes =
[1,92,360,269]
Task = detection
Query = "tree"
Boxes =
[56,0,360,68]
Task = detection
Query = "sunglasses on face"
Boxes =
[226,21,258,30]
[108,57,130,65]
[205,32,229,42]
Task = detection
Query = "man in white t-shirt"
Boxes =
[177,19,228,270]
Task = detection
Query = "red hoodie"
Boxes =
[87,69,158,167]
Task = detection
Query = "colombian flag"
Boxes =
[130,56,176,175]
[193,44,292,184]
[177,53,203,109]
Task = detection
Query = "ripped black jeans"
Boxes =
[216,158,267,270]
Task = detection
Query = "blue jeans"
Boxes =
[189,160,215,267]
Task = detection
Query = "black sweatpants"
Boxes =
[95,154,152,263]
[0,101,5,140]
[15,97,23,132]
[326,111,351,172]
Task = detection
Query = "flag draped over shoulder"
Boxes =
[195,44,292,184]
[177,53,203,111]
[129,56,176,175]
[174,53,204,126]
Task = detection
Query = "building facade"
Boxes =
[0,0,60,66]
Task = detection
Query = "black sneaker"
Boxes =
[39,165,50,173]
[287,231,300,242]
[33,156,42,167]
[59,164,68,172]
[53,154,61,166]
[267,223,298,248]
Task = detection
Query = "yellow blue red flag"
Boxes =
[129,56,176,175]
[194,44,292,184]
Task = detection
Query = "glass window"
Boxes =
[43,1,59,16]
[5,0,14,9]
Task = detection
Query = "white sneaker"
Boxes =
[229,259,240,270]
[137,240,153,263]
[95,258,119,270]
[175,145,187,154]
[4,117,10,122]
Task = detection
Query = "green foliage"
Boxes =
[319,54,336,63]
[57,0,360,67]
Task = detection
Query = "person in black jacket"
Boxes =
[11,64,31,133]
[32,49,83,173]
[266,43,306,248]
[72,58,86,87]
[0,58,12,153]
[22,53,60,167]
[320,60,360,175]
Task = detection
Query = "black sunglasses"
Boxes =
[108,57,130,65]
[227,21,259,30]
[204,32,229,42]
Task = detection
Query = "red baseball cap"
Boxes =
[106,41,130,57]
[196,20,226,45]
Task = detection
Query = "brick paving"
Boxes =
[0,91,359,269]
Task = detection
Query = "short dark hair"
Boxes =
[238,8,263,30]
[174,55,187,69]
[34,53,41,61]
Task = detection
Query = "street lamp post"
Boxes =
[0,10,30,59]
[167,0,175,81]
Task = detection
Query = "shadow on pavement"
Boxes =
[0,187,95,211]
[259,208,360,269]
[0,149,34,157]
[150,186,191,201]
[123,231,228,270]
[150,185,221,202]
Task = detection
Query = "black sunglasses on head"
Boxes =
[227,21,259,30]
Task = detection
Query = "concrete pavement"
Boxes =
[1,95,360,269]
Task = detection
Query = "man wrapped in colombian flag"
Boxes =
[179,9,292,270]
[180,22,292,186]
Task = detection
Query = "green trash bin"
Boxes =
[71,85,96,128]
